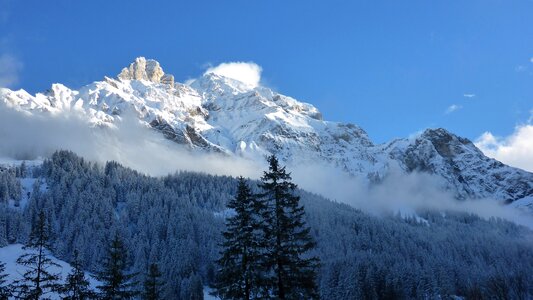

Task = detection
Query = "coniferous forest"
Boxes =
[0,150,532,299]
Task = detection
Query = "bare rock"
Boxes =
[118,57,165,83]
[161,74,175,87]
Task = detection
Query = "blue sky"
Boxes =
[1,0,532,144]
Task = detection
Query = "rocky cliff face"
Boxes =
[118,57,165,83]
[384,129,533,201]
[1,57,532,205]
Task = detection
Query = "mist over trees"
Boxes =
[0,150,531,299]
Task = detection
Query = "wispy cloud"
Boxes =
[514,56,533,72]
[204,61,263,88]
[445,104,462,114]
[463,93,475,98]
[515,65,527,72]
[0,53,22,88]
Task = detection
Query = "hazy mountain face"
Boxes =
[0,57,532,213]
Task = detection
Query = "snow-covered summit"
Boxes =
[1,57,532,204]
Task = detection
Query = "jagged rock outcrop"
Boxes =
[118,57,166,83]
[161,74,174,86]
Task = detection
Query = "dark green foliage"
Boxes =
[214,177,264,299]
[13,211,61,299]
[60,250,96,300]
[258,155,319,299]
[94,234,138,299]
[143,263,163,300]
[0,261,11,299]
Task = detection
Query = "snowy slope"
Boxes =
[1,57,532,204]
[0,244,99,299]
[511,196,533,214]
[0,244,218,300]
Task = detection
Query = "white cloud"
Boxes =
[0,53,22,88]
[0,104,261,178]
[475,124,533,172]
[445,104,462,114]
[530,57,533,64]
[204,61,262,87]
[463,93,475,98]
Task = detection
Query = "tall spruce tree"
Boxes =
[94,234,138,300]
[13,211,61,299]
[0,260,11,299]
[215,177,264,299]
[143,263,163,300]
[60,250,96,299]
[258,155,319,299]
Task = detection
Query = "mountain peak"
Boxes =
[117,57,174,86]
[420,128,472,146]
[190,72,257,96]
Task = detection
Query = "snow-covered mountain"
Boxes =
[1,57,532,205]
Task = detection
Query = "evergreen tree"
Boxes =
[13,211,61,299]
[143,263,163,300]
[0,260,11,299]
[0,177,8,204]
[60,250,96,299]
[0,213,7,247]
[258,155,319,299]
[214,177,264,299]
[20,161,27,178]
[94,234,138,299]
[180,274,203,300]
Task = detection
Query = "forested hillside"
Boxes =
[0,151,532,299]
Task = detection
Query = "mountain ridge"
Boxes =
[1,57,532,205]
